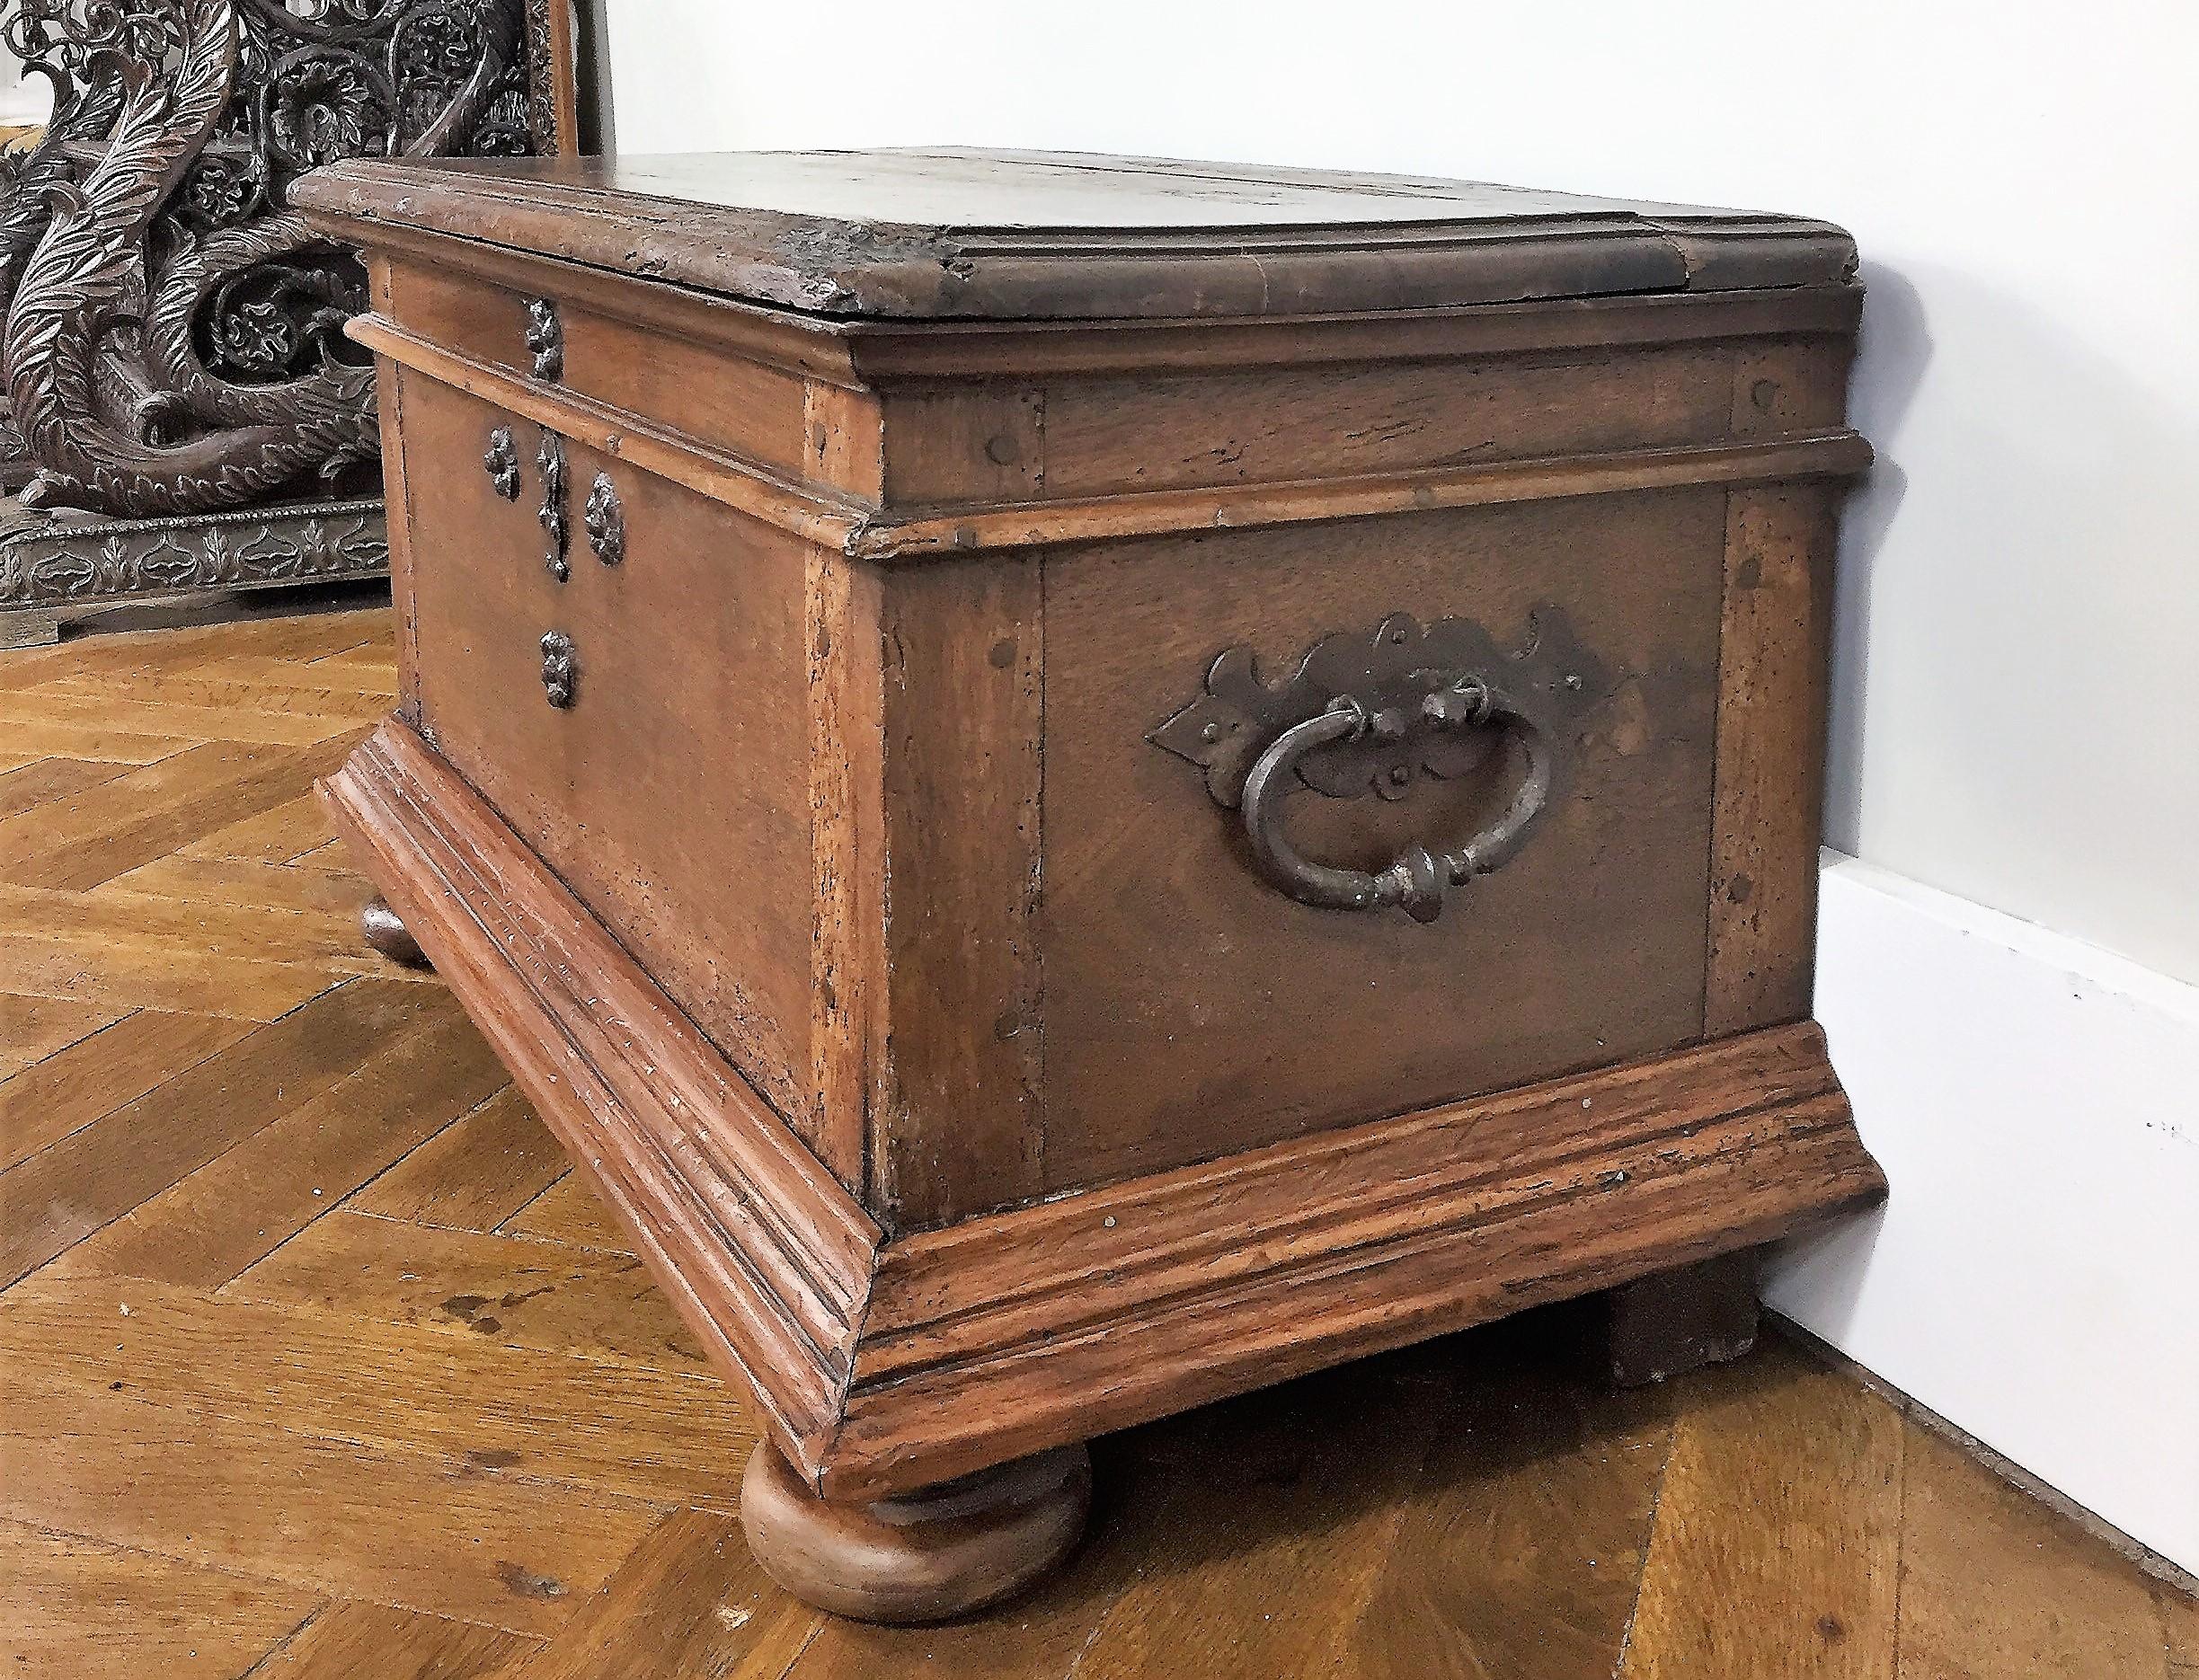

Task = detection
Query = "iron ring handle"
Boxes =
[1237,685,1556,923]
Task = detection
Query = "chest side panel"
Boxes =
[391,370,816,1132]
[1038,487,1726,1188]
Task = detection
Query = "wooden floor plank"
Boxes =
[495,1508,819,1680]
[181,651,399,698]
[41,670,389,722]
[0,926,342,1020]
[1617,1340,1902,1680]
[185,789,345,863]
[2160,1582,2199,1677]
[7,876,382,969]
[54,995,510,1287]
[0,714,193,763]
[499,1172,638,1256]
[1335,1320,1676,1680]
[0,1518,319,1680]
[0,685,373,747]
[0,977,431,1284]
[3,1274,754,1508]
[1064,1353,1448,1680]
[0,1008,256,1172]
[1894,1424,2172,1679]
[0,1367,660,1636]
[239,1600,541,1680]
[350,1085,573,1233]
[0,754,131,818]
[0,735,361,890]
[104,851,369,919]
[0,991,124,1078]
[228,1210,712,1370]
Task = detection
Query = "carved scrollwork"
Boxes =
[0,0,564,519]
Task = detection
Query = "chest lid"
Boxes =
[292,147,1855,323]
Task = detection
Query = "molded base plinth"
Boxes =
[740,1439,1092,1623]
[359,896,428,967]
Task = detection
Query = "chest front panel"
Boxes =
[391,367,816,1129]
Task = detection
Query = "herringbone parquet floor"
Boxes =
[0,605,2192,1679]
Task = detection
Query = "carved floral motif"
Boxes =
[0,0,562,519]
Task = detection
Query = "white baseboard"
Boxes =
[1764,852,2199,1576]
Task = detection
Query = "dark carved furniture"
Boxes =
[298,148,1888,1622]
[0,0,581,647]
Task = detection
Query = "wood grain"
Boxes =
[867,554,1046,1227]
[4,1014,289,1154]
[0,977,436,1285]
[350,1085,571,1233]
[295,149,1858,323]
[3,1274,752,1508]
[232,1208,710,1370]
[0,1519,317,1680]
[1036,489,1726,1186]
[249,1601,539,1680]
[0,1368,660,1635]
[1705,485,1841,1036]
[1895,1424,2173,1679]
[52,995,509,1287]
[492,1508,818,1680]
[395,376,818,1125]
[1618,1341,1902,1679]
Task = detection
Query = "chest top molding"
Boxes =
[291,146,1858,323]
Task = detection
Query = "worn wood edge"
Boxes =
[846,431,1875,560]
[840,286,1865,379]
[347,315,1873,560]
[346,314,873,550]
[318,721,882,1480]
[291,157,1855,321]
[311,209,1858,382]
[820,1027,1884,1497]
[1703,484,1840,1034]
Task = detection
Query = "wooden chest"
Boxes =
[297,149,1885,1621]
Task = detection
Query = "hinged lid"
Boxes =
[293,147,1857,323]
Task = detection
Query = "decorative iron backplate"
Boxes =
[536,429,567,579]
[483,426,520,500]
[525,296,563,382]
[1150,606,1613,921]
[539,629,574,707]
[1151,606,1609,810]
[583,471,622,564]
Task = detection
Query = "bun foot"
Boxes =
[359,896,429,968]
[1595,1249,1760,1386]
[740,1440,1092,1624]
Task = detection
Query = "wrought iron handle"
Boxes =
[1149,608,1606,924]
[1238,679,1554,923]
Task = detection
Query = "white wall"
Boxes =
[1772,855,2199,1574]
[603,0,2199,989]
